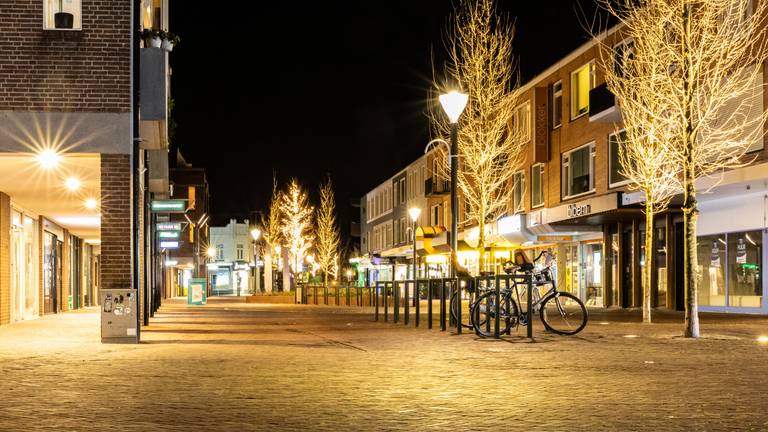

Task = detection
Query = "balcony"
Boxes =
[139,47,169,149]
[425,177,450,196]
[588,83,621,123]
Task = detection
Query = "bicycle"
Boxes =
[449,272,496,329]
[471,250,588,337]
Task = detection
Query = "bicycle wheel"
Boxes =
[472,291,517,338]
[539,292,588,335]
[450,290,474,329]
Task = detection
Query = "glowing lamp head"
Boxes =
[37,149,61,169]
[439,90,468,123]
[84,198,97,209]
[65,177,81,191]
[206,247,216,258]
[250,228,262,241]
[408,207,421,223]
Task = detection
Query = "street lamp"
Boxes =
[408,207,421,326]
[439,90,468,277]
[206,246,216,259]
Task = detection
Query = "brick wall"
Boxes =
[0,0,131,112]
[0,192,10,324]
[100,154,132,290]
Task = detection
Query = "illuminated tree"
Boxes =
[279,178,314,289]
[601,0,768,336]
[259,174,282,293]
[430,0,526,273]
[315,176,341,287]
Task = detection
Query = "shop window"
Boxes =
[570,62,595,119]
[609,130,630,187]
[512,171,525,213]
[44,0,82,30]
[696,235,727,306]
[531,163,545,208]
[562,142,596,199]
[551,81,562,129]
[513,102,531,142]
[727,231,762,307]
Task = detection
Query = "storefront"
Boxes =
[43,221,64,315]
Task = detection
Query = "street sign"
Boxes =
[150,199,187,213]
[156,222,182,231]
[157,231,180,239]
[159,240,180,249]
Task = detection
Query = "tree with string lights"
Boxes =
[315,176,341,288]
[279,178,314,290]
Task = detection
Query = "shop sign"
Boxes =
[157,231,180,239]
[533,87,549,163]
[545,193,619,224]
[159,240,180,249]
[150,199,187,213]
[567,203,592,218]
[156,222,182,231]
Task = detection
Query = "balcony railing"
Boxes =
[425,177,450,196]
[588,83,620,122]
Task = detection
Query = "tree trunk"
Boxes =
[682,0,700,338]
[282,247,291,292]
[264,251,273,293]
[477,218,485,275]
[643,204,654,324]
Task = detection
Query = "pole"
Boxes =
[449,122,458,277]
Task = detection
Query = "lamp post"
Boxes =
[439,90,468,277]
[206,246,216,295]
[408,207,421,326]
[251,228,261,294]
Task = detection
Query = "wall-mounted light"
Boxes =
[37,149,61,169]
[65,177,80,191]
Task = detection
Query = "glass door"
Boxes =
[43,232,58,314]
[11,221,24,322]
[564,244,580,298]
[583,242,603,307]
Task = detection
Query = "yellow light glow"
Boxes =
[64,177,81,191]
[84,198,97,209]
[757,335,768,343]
[251,228,261,241]
[37,149,61,169]
[439,90,469,123]
[206,247,216,258]
[306,254,315,263]
[494,250,510,259]
[457,250,479,261]
[408,207,422,222]
[623,334,639,338]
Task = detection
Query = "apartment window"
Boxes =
[570,62,595,119]
[216,244,224,261]
[400,179,406,204]
[562,142,596,199]
[237,244,244,261]
[394,184,399,208]
[431,204,440,226]
[531,163,545,208]
[44,0,82,30]
[609,130,630,187]
[614,39,634,79]
[551,81,563,129]
[512,171,525,213]
[400,218,406,243]
[513,102,531,142]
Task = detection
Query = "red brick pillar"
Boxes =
[100,154,132,291]
[0,192,10,325]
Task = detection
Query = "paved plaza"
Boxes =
[1,298,768,431]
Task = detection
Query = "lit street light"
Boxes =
[408,207,421,326]
[251,227,262,293]
[438,90,468,278]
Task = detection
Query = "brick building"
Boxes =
[0,0,176,333]
[358,24,768,315]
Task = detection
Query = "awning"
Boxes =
[416,226,450,255]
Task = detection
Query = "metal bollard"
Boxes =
[494,276,500,339]
[375,284,379,321]
[415,281,420,327]
[394,282,400,324]
[527,274,533,339]
[440,279,446,331]
[427,280,433,329]
[384,283,389,322]
[456,279,462,335]
[314,285,318,305]
[404,280,410,326]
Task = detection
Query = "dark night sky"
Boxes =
[168,1,605,235]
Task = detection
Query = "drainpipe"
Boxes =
[132,0,141,339]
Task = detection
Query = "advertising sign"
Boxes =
[188,278,207,305]
[150,199,187,213]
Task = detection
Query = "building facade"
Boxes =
[356,24,768,315]
[0,0,175,331]
[208,219,254,296]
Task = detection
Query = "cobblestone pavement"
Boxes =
[1,298,768,431]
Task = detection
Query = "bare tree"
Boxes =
[430,0,526,273]
[259,174,282,293]
[315,176,341,287]
[601,0,768,336]
[280,178,314,289]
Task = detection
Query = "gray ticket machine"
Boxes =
[101,289,139,343]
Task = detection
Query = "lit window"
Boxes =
[237,244,244,261]
[562,143,596,199]
[216,245,224,261]
[531,164,545,208]
[570,62,595,119]
[609,130,630,187]
[551,81,562,129]
[512,171,525,213]
[513,102,531,142]
[44,0,82,30]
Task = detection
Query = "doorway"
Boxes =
[43,231,62,314]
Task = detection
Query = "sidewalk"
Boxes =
[0,299,767,431]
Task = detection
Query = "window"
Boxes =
[513,102,531,142]
[562,143,596,199]
[431,204,440,226]
[216,244,224,261]
[570,62,595,119]
[609,130,630,187]
[44,0,82,30]
[531,163,545,208]
[614,39,634,79]
[237,244,244,261]
[400,179,405,204]
[551,81,562,129]
[512,171,525,213]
